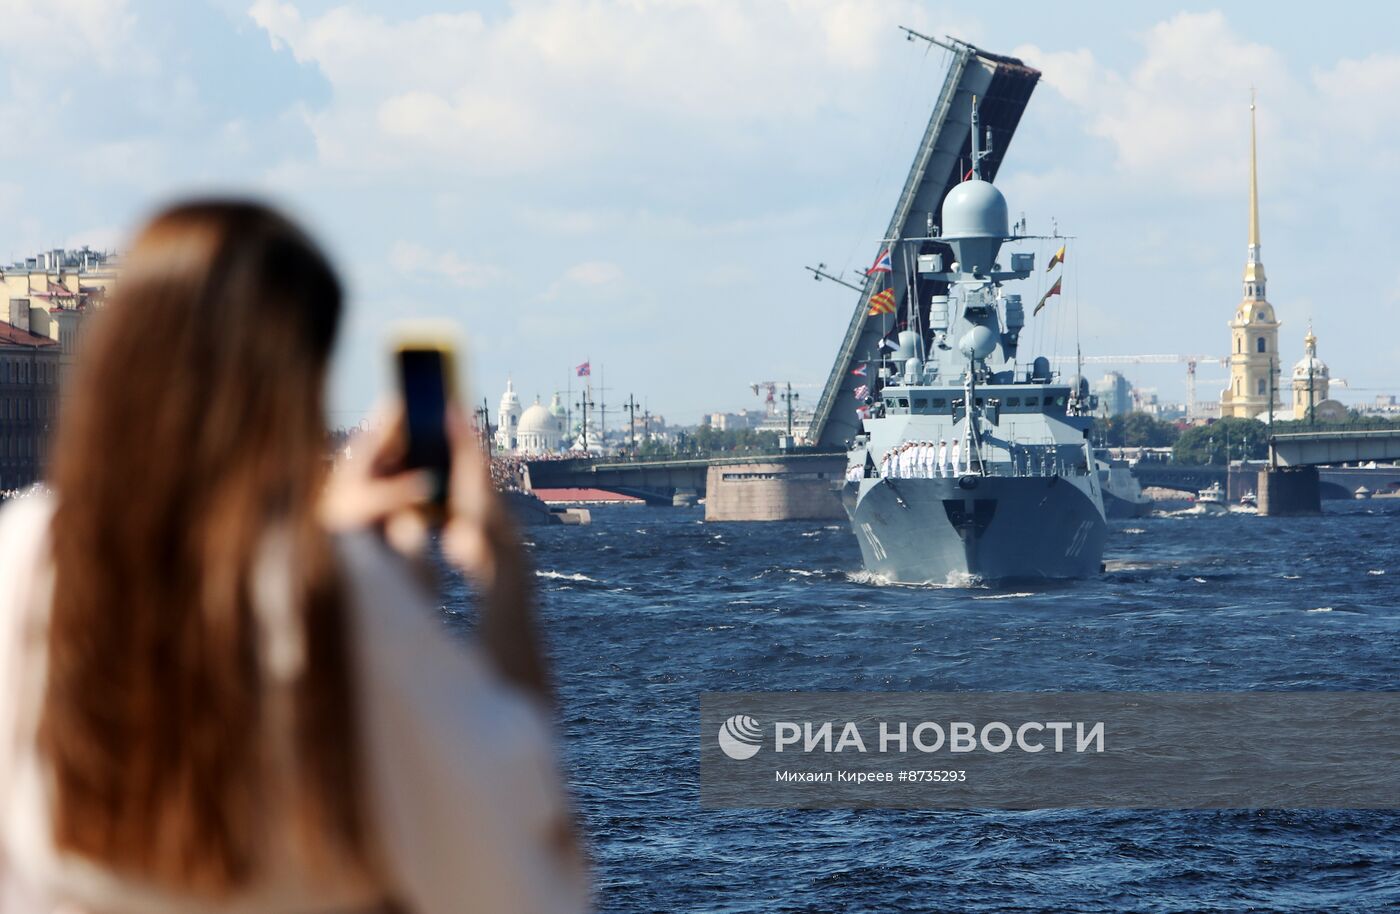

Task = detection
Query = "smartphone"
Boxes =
[393,326,461,509]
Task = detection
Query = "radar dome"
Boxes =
[958,324,998,360]
[941,179,1009,239]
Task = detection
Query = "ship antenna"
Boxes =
[969,96,990,180]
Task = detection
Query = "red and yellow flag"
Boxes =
[1033,277,1062,315]
[867,288,896,316]
[1047,244,1066,271]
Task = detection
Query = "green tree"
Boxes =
[1120,412,1180,447]
[634,426,781,458]
[1171,416,1269,465]
[1092,412,1181,448]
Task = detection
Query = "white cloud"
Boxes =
[389,241,502,288]
[540,260,625,302]
[1016,12,1292,192]
[0,0,139,72]
[562,261,623,287]
[248,0,963,175]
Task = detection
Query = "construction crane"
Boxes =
[749,381,819,417]
[1051,355,1227,419]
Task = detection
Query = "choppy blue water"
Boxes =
[450,501,1400,912]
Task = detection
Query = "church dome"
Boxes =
[518,401,560,435]
[1292,354,1328,379]
[1292,328,1328,380]
[515,396,563,454]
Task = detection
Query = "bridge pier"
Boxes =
[704,458,846,522]
[1257,466,1320,517]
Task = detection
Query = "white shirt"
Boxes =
[0,495,588,914]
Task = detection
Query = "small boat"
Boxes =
[1355,486,1372,500]
[1195,482,1228,514]
[1239,491,1257,507]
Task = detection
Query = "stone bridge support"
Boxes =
[1257,466,1320,516]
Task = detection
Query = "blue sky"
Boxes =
[5,1,1399,424]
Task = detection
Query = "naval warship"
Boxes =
[839,106,1106,583]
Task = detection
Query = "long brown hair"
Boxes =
[40,201,365,893]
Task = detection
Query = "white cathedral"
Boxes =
[494,378,565,454]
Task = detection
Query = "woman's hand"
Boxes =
[320,406,433,560]
[441,406,552,703]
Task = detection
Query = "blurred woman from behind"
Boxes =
[0,201,586,913]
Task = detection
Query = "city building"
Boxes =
[516,396,563,454]
[0,247,118,384]
[1093,371,1133,417]
[1290,325,1346,422]
[0,247,116,490]
[1220,98,1283,420]
[0,322,61,491]
[706,409,764,432]
[1358,395,1400,419]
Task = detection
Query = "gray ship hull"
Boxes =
[1103,489,1152,519]
[841,475,1106,583]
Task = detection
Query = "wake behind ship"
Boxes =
[840,103,1106,584]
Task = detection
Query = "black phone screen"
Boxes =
[398,349,451,497]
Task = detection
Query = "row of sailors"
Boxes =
[882,439,961,479]
[844,440,965,481]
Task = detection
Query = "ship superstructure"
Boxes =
[840,103,1106,583]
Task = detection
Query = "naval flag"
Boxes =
[853,384,869,400]
[850,364,867,377]
[576,361,591,377]
[1047,244,1066,271]
[1033,277,1062,316]
[867,288,896,316]
[866,248,893,275]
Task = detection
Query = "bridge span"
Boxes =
[1271,429,1400,467]
[523,451,848,519]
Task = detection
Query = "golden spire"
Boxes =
[1249,88,1259,250]
[1243,89,1266,294]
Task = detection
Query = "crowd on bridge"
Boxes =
[490,455,528,493]
[0,484,50,502]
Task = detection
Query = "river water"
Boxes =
[446,500,1400,912]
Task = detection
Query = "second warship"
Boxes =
[839,104,1107,583]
